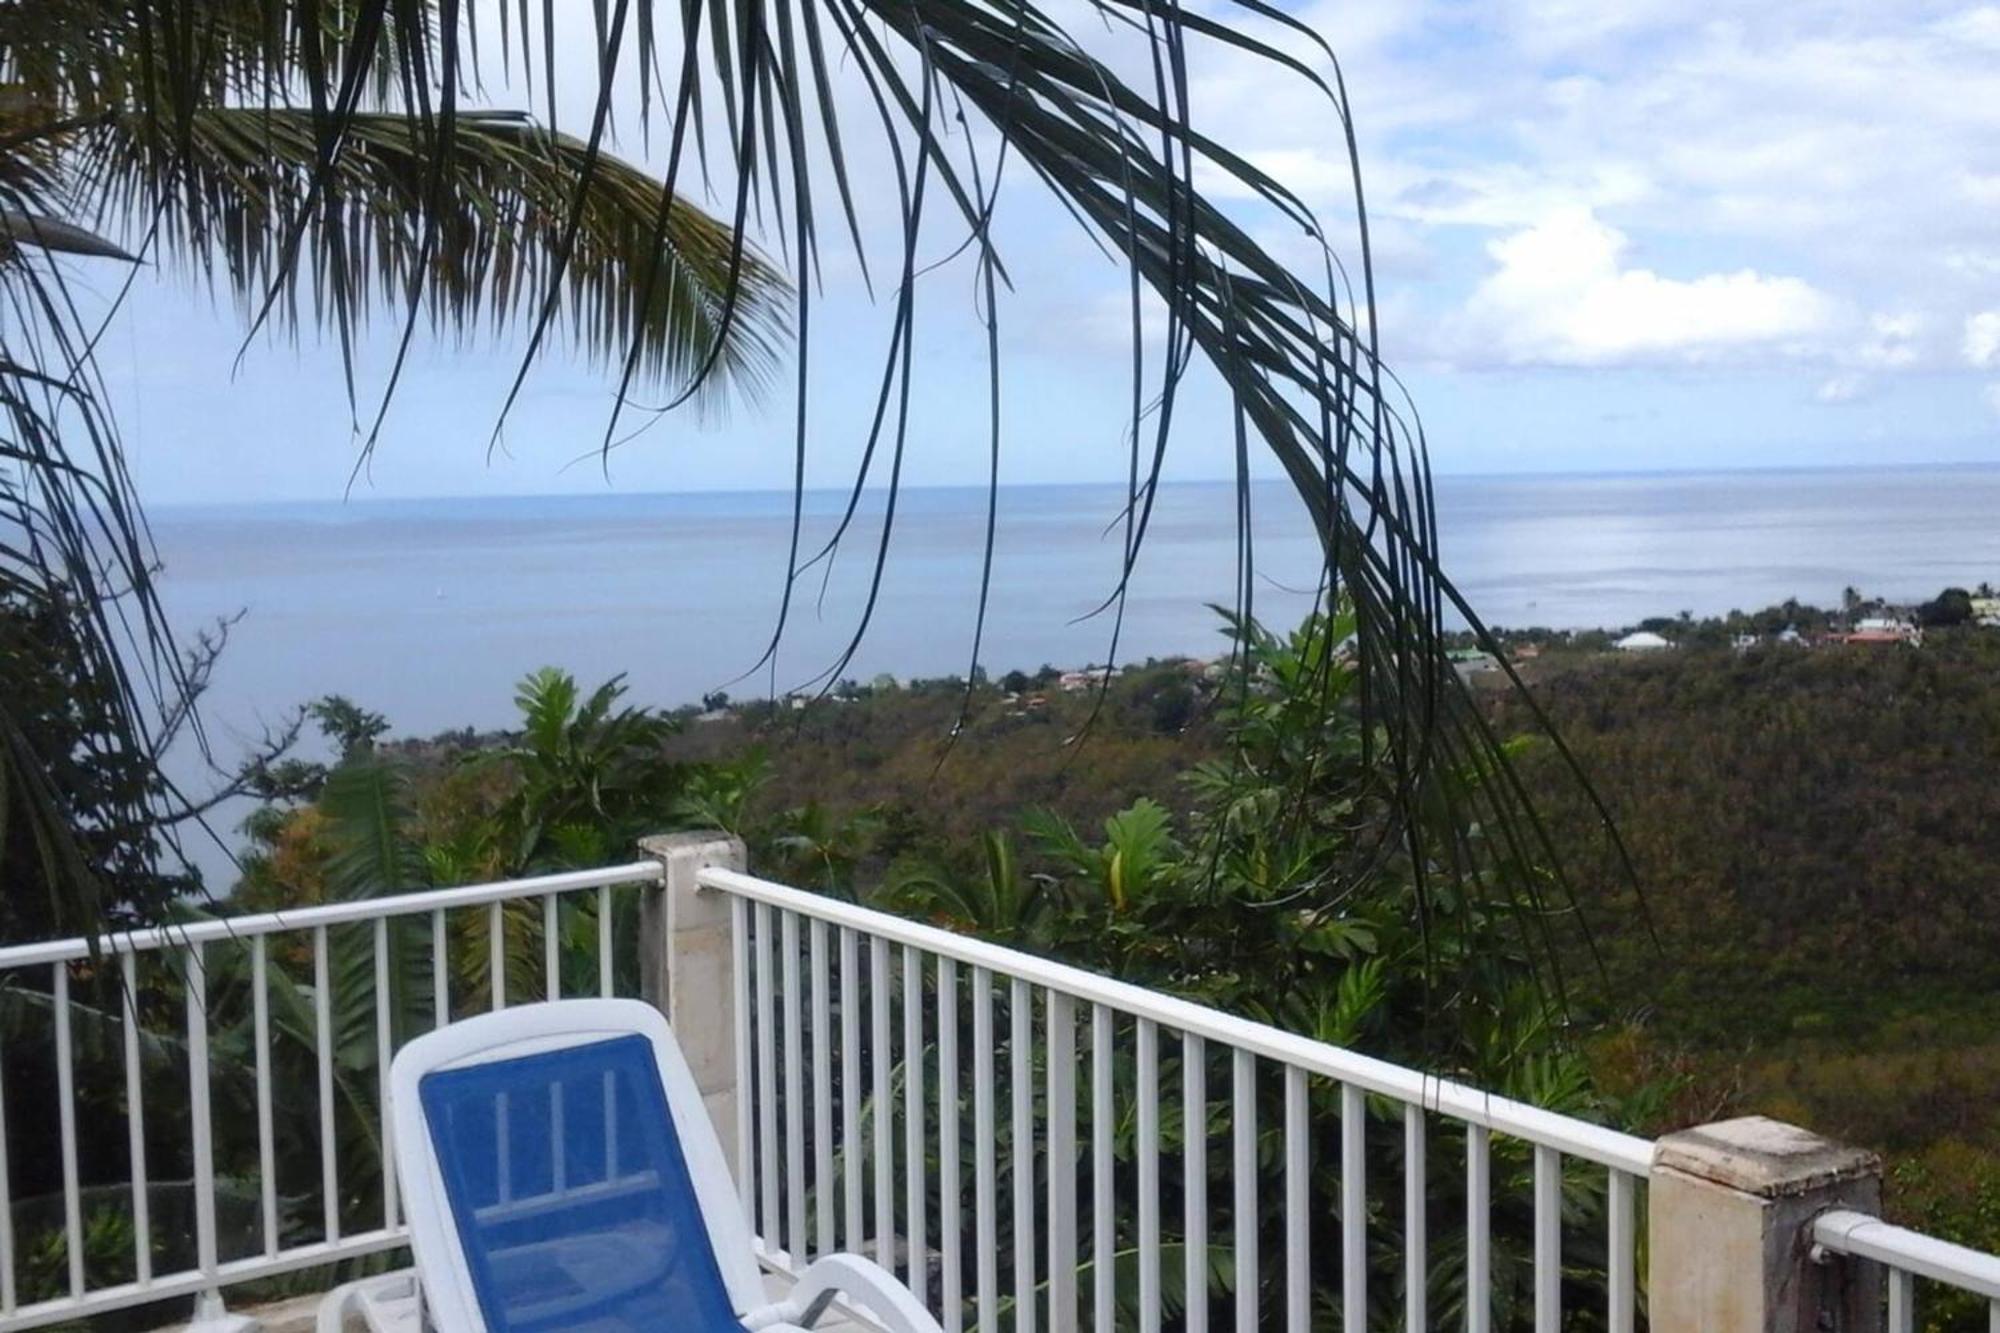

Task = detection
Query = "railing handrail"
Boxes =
[1814,1208,2000,1299]
[0,860,664,970]
[698,866,1658,1174]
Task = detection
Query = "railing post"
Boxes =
[1650,1115,1882,1332]
[183,1290,261,1332]
[638,830,747,1176]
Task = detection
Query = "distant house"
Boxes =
[1057,669,1096,692]
[1448,648,1500,679]
[1972,596,2000,628]
[1841,627,1922,647]
[1841,616,1922,647]
[1614,630,1672,653]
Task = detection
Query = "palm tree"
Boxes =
[4,0,1619,951]
[1,2,786,939]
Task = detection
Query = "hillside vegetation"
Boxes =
[683,630,2000,1271]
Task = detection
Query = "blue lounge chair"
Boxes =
[317,999,943,1332]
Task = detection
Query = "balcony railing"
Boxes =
[0,840,1998,1330]
[706,865,1649,1333]
[0,861,663,1330]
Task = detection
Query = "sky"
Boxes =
[96,0,2000,505]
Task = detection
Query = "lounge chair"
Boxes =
[317,998,943,1332]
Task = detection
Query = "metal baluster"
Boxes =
[756,903,779,1249]
[1046,992,1077,1333]
[1011,978,1036,1333]
[543,892,561,1000]
[732,897,753,1219]
[812,920,835,1260]
[1404,1106,1426,1333]
[974,967,997,1333]
[1608,1169,1633,1333]
[252,940,277,1258]
[1534,1145,1560,1333]
[940,958,962,1333]
[872,937,894,1273]
[904,947,927,1292]
[1467,1125,1490,1333]
[1342,1083,1365,1333]
[784,912,807,1262]
[598,884,615,997]
[842,927,864,1253]
[316,925,339,1242]
[124,950,155,1280]
[1092,1005,1113,1332]
[186,945,218,1288]
[1138,1018,1161,1333]
[1184,1034,1208,1333]
[432,908,449,1029]
[376,917,398,1230]
[1888,1268,1915,1333]
[1285,1068,1309,1333]
[1234,1050,1259,1331]
[55,962,82,1297]
[488,900,506,1010]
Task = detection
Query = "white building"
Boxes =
[1614,630,1673,652]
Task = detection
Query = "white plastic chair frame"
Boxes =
[317,998,942,1333]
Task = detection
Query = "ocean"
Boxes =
[152,463,2000,740]
[149,463,1999,872]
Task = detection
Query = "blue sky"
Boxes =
[105,0,2000,504]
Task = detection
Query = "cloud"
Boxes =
[1817,374,1867,404]
[1450,208,1838,367]
[1966,311,2000,368]
[1986,383,2000,418]
[1935,5,2000,47]
[1858,313,1924,370]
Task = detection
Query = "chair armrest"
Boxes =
[317,1273,423,1333]
[749,1252,944,1333]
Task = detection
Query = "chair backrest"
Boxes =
[390,999,765,1332]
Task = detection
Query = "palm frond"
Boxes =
[70,106,786,414]
[0,0,1632,985]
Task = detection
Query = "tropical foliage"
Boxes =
[2,0,1620,969]
[0,0,786,946]
[873,605,1639,1327]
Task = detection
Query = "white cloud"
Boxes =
[1182,0,2000,390]
[1858,312,1924,370]
[1935,5,2000,47]
[1985,383,2000,418]
[1817,374,1867,404]
[1966,311,2000,368]
[1452,208,1838,367]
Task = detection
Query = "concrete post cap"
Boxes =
[639,830,741,858]
[1655,1115,1880,1198]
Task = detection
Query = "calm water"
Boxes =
[150,464,1999,874]
[153,465,2000,742]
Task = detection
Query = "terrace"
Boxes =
[2,834,1997,1332]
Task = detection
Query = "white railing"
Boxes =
[0,860,663,1330]
[702,865,1654,1333]
[13,845,2000,1332]
[1814,1209,2000,1333]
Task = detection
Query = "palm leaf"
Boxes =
[66,107,787,419]
[0,0,1632,988]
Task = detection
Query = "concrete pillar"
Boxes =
[638,830,747,1177]
[1650,1115,1882,1332]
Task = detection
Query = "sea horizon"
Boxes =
[148,455,2000,516]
